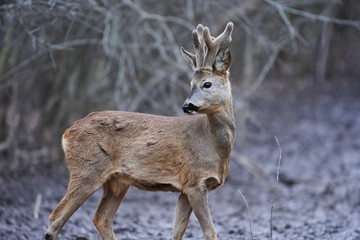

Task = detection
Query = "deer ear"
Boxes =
[181,47,196,70]
[214,47,231,72]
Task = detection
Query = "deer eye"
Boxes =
[203,82,212,89]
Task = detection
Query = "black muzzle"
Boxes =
[182,103,199,114]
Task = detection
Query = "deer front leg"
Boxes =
[185,187,217,240]
[173,193,192,240]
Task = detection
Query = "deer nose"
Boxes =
[182,103,199,113]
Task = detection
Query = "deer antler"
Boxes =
[192,24,206,68]
[182,22,233,71]
[202,22,233,69]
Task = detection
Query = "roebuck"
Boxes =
[45,22,235,240]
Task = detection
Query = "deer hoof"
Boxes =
[44,232,54,240]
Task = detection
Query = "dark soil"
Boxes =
[1,78,360,240]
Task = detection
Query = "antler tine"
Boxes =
[192,24,206,69]
[203,22,234,69]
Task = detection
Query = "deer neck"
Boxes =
[206,99,236,162]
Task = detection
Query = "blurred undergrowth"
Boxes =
[0,0,359,170]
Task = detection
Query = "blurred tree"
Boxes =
[0,0,359,170]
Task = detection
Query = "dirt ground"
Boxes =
[1,78,360,240]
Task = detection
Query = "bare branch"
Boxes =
[122,0,194,30]
[265,0,360,30]
[245,45,282,97]
[274,2,298,52]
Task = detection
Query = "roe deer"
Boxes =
[45,22,235,240]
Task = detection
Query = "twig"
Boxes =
[271,1,307,52]
[33,193,42,219]
[237,189,255,240]
[48,38,102,50]
[270,136,282,240]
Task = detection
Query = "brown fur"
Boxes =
[45,22,235,240]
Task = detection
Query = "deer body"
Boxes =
[45,22,235,240]
[64,110,234,192]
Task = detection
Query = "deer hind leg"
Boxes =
[173,193,192,240]
[185,187,217,240]
[44,175,102,240]
[93,178,129,240]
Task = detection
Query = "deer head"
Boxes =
[181,22,233,115]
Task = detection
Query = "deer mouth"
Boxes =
[182,103,200,114]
